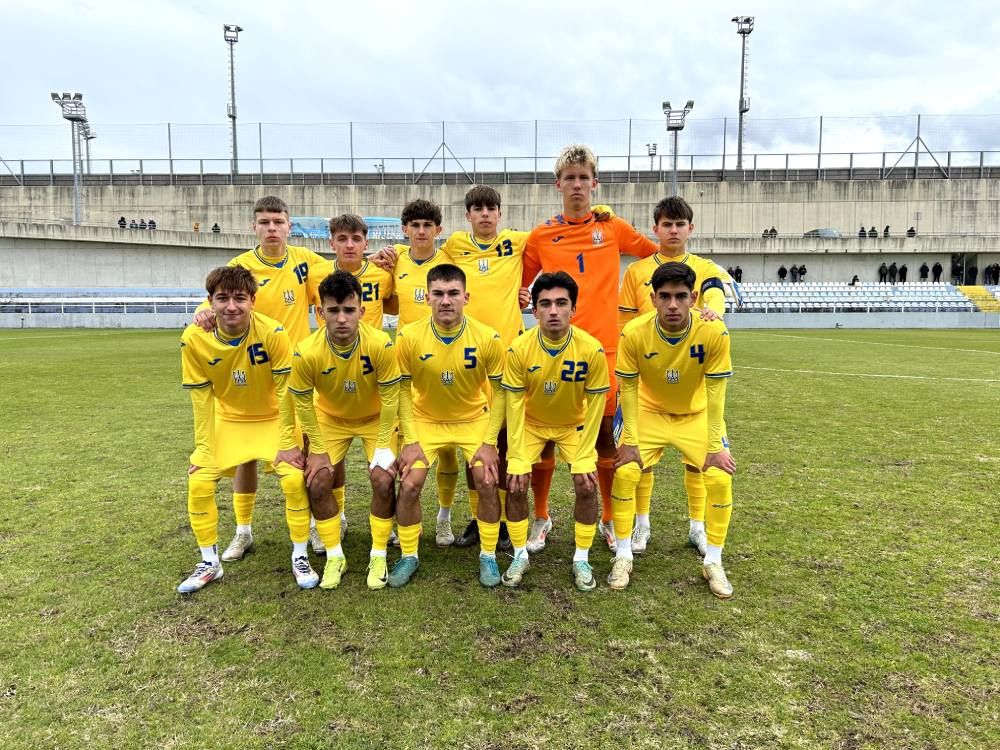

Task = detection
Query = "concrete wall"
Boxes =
[4,178,1000,239]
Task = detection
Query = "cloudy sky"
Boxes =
[2,0,998,168]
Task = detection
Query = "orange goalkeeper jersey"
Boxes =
[522,213,656,352]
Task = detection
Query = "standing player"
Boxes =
[327,213,395,329]
[393,264,507,588]
[288,271,401,590]
[192,196,337,562]
[521,145,658,553]
[178,266,318,593]
[610,262,736,596]
[503,272,609,590]
[617,196,734,557]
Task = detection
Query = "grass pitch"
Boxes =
[0,328,997,749]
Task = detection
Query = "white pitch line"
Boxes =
[739,365,1000,384]
[0,331,141,343]
[739,331,1000,356]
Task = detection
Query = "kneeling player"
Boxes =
[394,264,506,587]
[288,271,401,591]
[504,272,609,591]
[177,266,316,593]
[611,262,737,596]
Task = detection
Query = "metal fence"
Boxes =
[4,114,1000,185]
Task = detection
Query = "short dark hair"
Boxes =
[401,199,442,226]
[426,263,466,289]
[650,261,696,292]
[206,265,257,297]
[531,271,578,307]
[253,195,289,216]
[318,271,363,305]
[464,185,501,211]
[653,196,694,224]
[328,213,368,237]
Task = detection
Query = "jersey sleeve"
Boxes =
[614,327,640,378]
[501,342,526,393]
[705,325,733,379]
[307,255,335,306]
[618,265,640,313]
[395,327,412,379]
[611,217,658,258]
[375,337,402,386]
[699,263,729,317]
[288,344,314,396]
[484,331,505,382]
[521,230,543,287]
[268,326,293,378]
[180,332,210,389]
[584,344,610,395]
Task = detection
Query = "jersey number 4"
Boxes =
[690,344,705,364]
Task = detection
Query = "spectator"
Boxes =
[726,266,735,279]
[148,218,156,230]
[778,265,788,283]
[991,263,1000,285]
[878,262,888,283]
[858,225,867,239]
[762,228,769,238]
[193,222,201,233]
[883,225,890,238]
[932,261,943,283]
[868,226,877,239]
[906,226,916,238]
[129,219,138,230]
[212,223,221,234]
[117,216,126,230]
[899,264,908,283]
[734,265,743,283]
[919,262,929,281]
[798,264,807,283]
[850,275,860,286]
[966,264,978,285]
[139,219,147,230]
[790,265,800,283]
[769,226,777,238]
[888,262,898,284]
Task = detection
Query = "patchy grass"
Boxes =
[0,328,997,749]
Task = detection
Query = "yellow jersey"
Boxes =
[395,314,505,423]
[442,228,528,346]
[180,311,292,422]
[616,310,732,415]
[331,258,394,329]
[289,321,401,421]
[619,251,730,319]
[502,325,609,427]
[227,245,334,344]
[392,245,451,327]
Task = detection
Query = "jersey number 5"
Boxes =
[463,347,477,369]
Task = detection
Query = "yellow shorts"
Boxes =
[635,409,708,470]
[317,411,379,464]
[509,422,595,474]
[410,417,489,470]
[201,417,302,481]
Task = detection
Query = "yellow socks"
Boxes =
[703,468,733,547]
[332,486,346,517]
[232,491,255,527]
[436,448,458,508]
[397,523,421,557]
[479,519,500,555]
[636,471,654,518]
[611,462,642,540]
[279,473,311,545]
[684,469,707,523]
[315,515,342,552]
[468,489,479,518]
[574,522,596,552]
[369,514,394,554]
[507,518,529,551]
[188,477,219,548]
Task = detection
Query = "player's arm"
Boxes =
[618,267,640,333]
[570,348,610,476]
[614,332,642,468]
[612,216,658,258]
[703,327,735,474]
[371,340,402,472]
[181,337,215,468]
[382,294,399,316]
[521,231,542,288]
[474,334,506,485]
[368,243,404,272]
[501,346,530,485]
[394,332,427,476]
[269,330,304,467]
[699,267,729,319]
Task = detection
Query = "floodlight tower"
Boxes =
[81,121,97,174]
[224,24,243,174]
[50,91,88,225]
[732,16,754,169]
[646,142,657,171]
[662,100,694,196]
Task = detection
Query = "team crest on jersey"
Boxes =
[478,258,489,273]
[283,289,295,305]
[414,288,426,303]
[441,370,455,386]
[665,369,680,384]
[543,380,558,396]
[343,379,357,394]
[232,369,248,386]
[592,229,604,246]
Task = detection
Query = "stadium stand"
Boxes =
[731,281,976,313]
[0,287,203,315]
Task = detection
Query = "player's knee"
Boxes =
[572,474,596,500]
[702,468,733,501]
[399,474,425,502]
[370,469,394,498]
[614,462,643,484]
